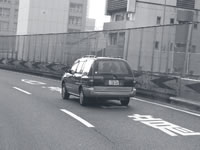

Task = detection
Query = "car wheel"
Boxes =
[120,98,130,106]
[80,89,87,106]
[62,83,70,100]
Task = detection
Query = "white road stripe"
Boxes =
[60,109,95,128]
[132,97,200,117]
[13,87,32,95]
[181,78,200,82]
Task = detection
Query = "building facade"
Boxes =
[0,0,19,35]
[104,0,200,30]
[103,0,200,74]
[17,0,88,35]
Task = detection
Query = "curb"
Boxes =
[169,97,200,112]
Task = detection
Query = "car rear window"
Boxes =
[94,60,132,75]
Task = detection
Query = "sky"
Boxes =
[88,0,110,30]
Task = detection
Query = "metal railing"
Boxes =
[0,22,200,76]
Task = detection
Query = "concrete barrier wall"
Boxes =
[134,71,179,99]
[0,58,67,79]
[1,58,200,104]
[179,78,200,103]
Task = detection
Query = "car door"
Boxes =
[73,60,86,95]
[64,61,79,94]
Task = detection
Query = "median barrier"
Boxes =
[0,58,67,79]
[134,71,179,100]
[1,59,200,111]
[178,78,200,103]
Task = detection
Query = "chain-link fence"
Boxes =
[0,23,200,76]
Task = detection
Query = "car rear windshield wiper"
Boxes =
[99,73,118,78]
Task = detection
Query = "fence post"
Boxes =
[151,27,157,72]
[15,35,19,60]
[124,29,130,60]
[184,23,193,75]
[138,28,144,70]
[158,26,165,72]
[33,35,37,62]
[27,35,31,61]
[22,36,26,61]
[46,35,50,63]
[165,26,171,73]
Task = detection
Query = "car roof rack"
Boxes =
[82,55,96,58]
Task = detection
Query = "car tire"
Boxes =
[62,83,70,100]
[120,98,130,106]
[80,89,87,106]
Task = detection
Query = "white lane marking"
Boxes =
[13,87,32,95]
[21,79,46,85]
[48,87,61,93]
[181,78,200,82]
[128,114,200,136]
[132,97,200,117]
[60,109,94,128]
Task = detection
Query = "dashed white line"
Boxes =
[60,109,95,128]
[132,97,200,117]
[13,87,32,95]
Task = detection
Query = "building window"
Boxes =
[0,0,11,3]
[118,32,125,47]
[15,0,19,5]
[13,22,17,31]
[0,8,10,17]
[155,41,159,49]
[126,13,134,21]
[109,33,117,45]
[0,21,9,31]
[68,16,82,25]
[156,16,161,25]
[170,18,175,24]
[178,21,188,24]
[70,3,83,13]
[115,13,124,21]
[14,9,18,17]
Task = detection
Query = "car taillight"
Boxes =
[87,78,94,86]
[124,77,134,86]
[82,76,94,86]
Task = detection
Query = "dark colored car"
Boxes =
[61,55,136,106]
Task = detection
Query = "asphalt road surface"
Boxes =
[0,69,200,150]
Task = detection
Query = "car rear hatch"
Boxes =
[92,59,134,92]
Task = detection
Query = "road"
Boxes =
[0,69,200,150]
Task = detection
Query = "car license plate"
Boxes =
[108,80,119,86]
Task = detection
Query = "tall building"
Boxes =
[104,0,200,30]
[17,0,88,35]
[103,0,200,74]
[0,0,19,35]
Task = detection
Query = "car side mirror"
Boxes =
[82,72,88,76]
[65,69,72,74]
[133,80,137,86]
[68,69,75,74]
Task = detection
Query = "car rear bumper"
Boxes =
[83,86,136,98]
